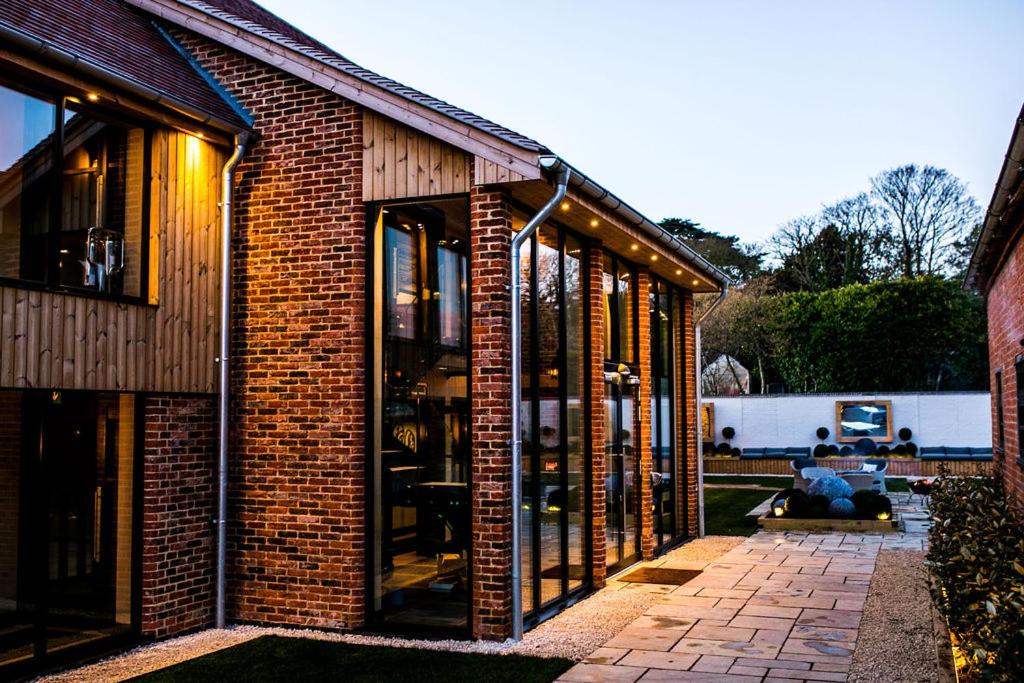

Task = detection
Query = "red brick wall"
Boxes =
[586,243,607,587]
[468,186,513,640]
[635,269,655,560]
[173,31,367,630]
[987,227,1024,504]
[141,395,216,638]
[682,292,699,537]
[0,391,20,602]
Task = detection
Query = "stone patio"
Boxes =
[559,494,930,682]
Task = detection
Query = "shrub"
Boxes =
[898,427,913,441]
[716,442,732,455]
[816,427,830,440]
[851,489,878,518]
[722,426,736,440]
[808,476,854,501]
[813,444,829,458]
[808,495,830,516]
[827,444,839,456]
[828,497,855,517]
[928,469,1024,680]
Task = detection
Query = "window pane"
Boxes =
[602,254,614,360]
[0,84,55,282]
[60,109,144,295]
[536,228,561,605]
[617,262,633,363]
[384,223,418,339]
[564,235,585,591]
[519,234,533,613]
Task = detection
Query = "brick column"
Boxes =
[681,291,700,537]
[141,395,216,638]
[636,268,655,560]
[469,187,513,640]
[0,391,20,603]
[587,243,608,587]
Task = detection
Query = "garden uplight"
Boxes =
[772,498,787,517]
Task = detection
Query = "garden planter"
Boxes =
[757,514,899,532]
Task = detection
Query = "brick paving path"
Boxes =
[559,494,930,682]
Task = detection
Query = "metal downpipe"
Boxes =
[216,133,248,629]
[510,158,570,640]
[695,285,728,537]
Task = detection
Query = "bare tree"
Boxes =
[768,215,821,290]
[821,193,884,281]
[870,165,981,278]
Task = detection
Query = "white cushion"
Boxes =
[862,464,877,472]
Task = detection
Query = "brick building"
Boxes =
[0,0,726,674]
[967,104,1024,504]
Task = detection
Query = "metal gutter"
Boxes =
[510,158,570,641]
[965,105,1024,292]
[694,285,729,537]
[0,19,246,135]
[215,132,249,629]
[538,155,731,289]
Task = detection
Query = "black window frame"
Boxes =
[520,220,594,629]
[1016,357,1024,467]
[0,78,153,305]
[994,369,1005,455]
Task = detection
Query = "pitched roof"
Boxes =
[175,0,548,152]
[0,0,248,129]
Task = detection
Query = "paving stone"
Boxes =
[716,598,748,610]
[781,638,855,658]
[834,598,866,611]
[790,624,858,642]
[663,595,721,608]
[729,664,768,676]
[558,663,647,682]
[605,627,685,651]
[647,604,739,621]
[738,604,803,619]
[747,594,835,610]
[690,654,736,672]
[796,608,862,629]
[585,648,630,665]
[685,624,756,642]
[727,615,795,631]
[617,650,699,671]
[811,661,850,673]
[627,615,696,631]
[735,657,810,671]
[756,586,814,598]
[767,667,847,681]
[695,587,757,599]
[639,670,762,682]
[670,637,782,660]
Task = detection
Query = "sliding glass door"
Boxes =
[650,279,678,550]
[0,390,138,676]
[602,253,640,573]
[370,198,471,632]
[519,221,590,624]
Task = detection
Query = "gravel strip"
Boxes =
[36,536,744,682]
[849,549,939,683]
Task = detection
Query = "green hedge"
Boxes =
[927,470,1024,680]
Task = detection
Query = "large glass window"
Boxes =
[650,279,677,548]
[0,390,137,675]
[517,216,590,623]
[371,198,470,631]
[0,83,147,297]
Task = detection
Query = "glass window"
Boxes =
[0,83,147,296]
[372,198,470,631]
[0,84,56,282]
[536,227,561,605]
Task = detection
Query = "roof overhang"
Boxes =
[125,0,543,180]
[965,103,1024,293]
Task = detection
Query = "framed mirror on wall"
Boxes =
[835,400,893,442]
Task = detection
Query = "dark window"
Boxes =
[0,82,148,297]
[518,220,591,624]
[1016,359,1024,465]
[994,370,1004,453]
[371,198,470,632]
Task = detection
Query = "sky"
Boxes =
[259,0,1024,244]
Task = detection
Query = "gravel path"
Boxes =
[36,536,745,682]
[849,549,939,683]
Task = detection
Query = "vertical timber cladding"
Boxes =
[362,111,471,201]
[0,130,224,394]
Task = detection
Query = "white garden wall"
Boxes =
[705,392,991,449]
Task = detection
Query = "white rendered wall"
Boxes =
[704,392,991,449]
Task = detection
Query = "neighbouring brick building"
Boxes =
[967,103,1024,504]
[0,0,727,674]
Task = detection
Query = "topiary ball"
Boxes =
[851,490,880,518]
[829,497,855,518]
[816,427,830,440]
[809,495,830,516]
[898,427,912,441]
[892,443,907,455]
[722,426,736,440]
[905,442,918,456]
[827,444,840,455]
[716,442,731,454]
[839,445,853,455]
[808,476,854,501]
[876,444,890,455]
[731,447,741,458]
[813,444,829,459]
[871,495,893,521]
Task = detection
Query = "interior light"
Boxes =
[560,201,571,212]
[196,132,205,139]
[589,218,599,228]
[66,96,81,104]
[86,92,99,102]
[630,244,639,251]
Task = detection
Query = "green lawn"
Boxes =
[703,487,776,536]
[130,636,573,683]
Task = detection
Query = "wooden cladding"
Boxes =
[473,157,529,185]
[362,111,470,201]
[0,129,225,393]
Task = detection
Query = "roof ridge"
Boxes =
[178,0,547,152]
